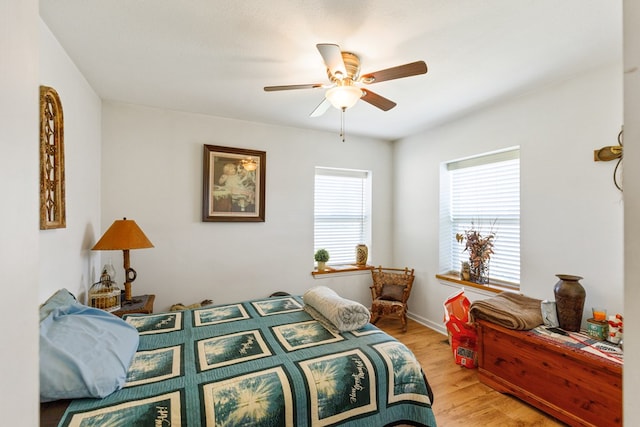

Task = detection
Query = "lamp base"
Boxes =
[122,282,141,305]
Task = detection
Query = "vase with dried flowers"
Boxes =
[456,222,496,284]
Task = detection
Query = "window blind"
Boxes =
[443,148,520,285]
[314,167,371,265]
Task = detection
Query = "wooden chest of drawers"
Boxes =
[476,320,622,427]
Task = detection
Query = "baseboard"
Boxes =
[407,311,447,335]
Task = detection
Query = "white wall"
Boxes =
[100,102,394,311]
[394,63,623,333]
[623,0,640,421]
[0,0,39,424]
[38,20,102,303]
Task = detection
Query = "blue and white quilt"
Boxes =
[57,296,436,426]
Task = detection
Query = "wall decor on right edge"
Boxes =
[39,85,66,230]
[202,144,266,222]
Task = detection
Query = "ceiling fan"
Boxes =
[264,43,428,118]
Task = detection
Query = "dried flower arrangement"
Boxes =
[456,222,496,284]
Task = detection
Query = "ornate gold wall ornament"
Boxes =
[39,85,66,229]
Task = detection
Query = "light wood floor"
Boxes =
[376,318,566,427]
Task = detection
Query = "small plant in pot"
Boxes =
[314,249,330,272]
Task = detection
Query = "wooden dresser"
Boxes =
[476,320,622,427]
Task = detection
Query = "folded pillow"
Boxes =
[379,284,406,302]
[39,288,77,322]
[40,303,139,402]
[303,286,370,332]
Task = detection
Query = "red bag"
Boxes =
[443,290,478,368]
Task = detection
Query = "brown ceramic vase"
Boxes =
[553,274,586,332]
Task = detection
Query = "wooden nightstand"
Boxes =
[112,294,155,317]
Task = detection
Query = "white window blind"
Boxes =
[441,148,520,285]
[314,167,371,265]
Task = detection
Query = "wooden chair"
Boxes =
[369,266,415,332]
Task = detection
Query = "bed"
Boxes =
[39,290,436,426]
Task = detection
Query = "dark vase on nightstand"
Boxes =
[553,274,586,332]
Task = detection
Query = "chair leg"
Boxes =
[371,313,380,325]
[401,313,408,332]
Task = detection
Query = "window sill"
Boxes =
[312,264,374,277]
[435,273,519,294]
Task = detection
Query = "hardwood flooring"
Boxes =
[376,318,566,427]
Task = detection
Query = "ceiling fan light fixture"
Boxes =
[325,85,363,110]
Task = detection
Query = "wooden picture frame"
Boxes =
[39,85,66,230]
[202,145,266,222]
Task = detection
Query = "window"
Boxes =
[314,167,371,265]
[440,148,520,285]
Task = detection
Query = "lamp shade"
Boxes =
[92,218,154,251]
[325,85,363,110]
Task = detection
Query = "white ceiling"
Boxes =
[39,0,622,141]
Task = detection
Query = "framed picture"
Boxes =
[202,145,266,222]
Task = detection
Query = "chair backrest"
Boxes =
[371,266,415,303]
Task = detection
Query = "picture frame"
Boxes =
[202,145,266,222]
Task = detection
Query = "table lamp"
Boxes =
[92,217,154,303]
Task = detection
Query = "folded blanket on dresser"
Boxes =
[469,292,543,330]
[303,286,370,332]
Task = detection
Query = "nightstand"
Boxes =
[112,294,155,317]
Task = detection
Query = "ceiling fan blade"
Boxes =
[317,43,347,79]
[310,98,331,117]
[264,83,324,92]
[360,61,427,84]
[361,89,397,111]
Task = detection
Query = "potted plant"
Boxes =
[314,249,330,272]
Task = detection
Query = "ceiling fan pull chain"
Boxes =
[340,107,346,142]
